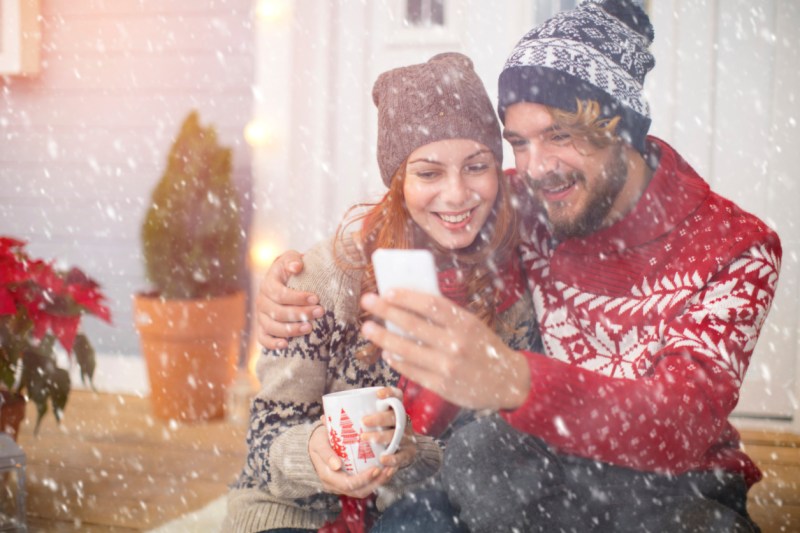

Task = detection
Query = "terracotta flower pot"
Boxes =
[133,291,245,422]
[0,390,26,441]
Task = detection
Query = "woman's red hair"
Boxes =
[334,157,519,345]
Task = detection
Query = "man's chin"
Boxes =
[547,215,592,241]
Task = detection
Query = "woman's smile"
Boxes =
[435,207,476,226]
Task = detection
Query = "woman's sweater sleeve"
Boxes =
[244,241,340,499]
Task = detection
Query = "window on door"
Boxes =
[405,0,445,27]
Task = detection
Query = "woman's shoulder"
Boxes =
[288,233,366,320]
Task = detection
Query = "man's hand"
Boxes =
[308,420,396,498]
[360,290,531,411]
[257,250,325,350]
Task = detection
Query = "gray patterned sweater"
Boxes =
[225,236,538,532]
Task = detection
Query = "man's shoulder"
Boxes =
[701,189,781,254]
[651,136,781,256]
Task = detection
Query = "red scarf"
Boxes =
[319,259,524,533]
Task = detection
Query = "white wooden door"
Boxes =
[646,0,799,424]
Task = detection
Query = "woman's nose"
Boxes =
[442,172,470,205]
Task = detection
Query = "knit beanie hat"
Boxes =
[372,52,503,187]
[498,0,655,153]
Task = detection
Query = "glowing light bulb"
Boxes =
[251,241,280,269]
[244,119,277,148]
[257,0,290,23]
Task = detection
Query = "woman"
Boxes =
[225,52,538,533]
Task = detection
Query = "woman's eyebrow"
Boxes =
[407,157,444,165]
[408,148,492,166]
[465,149,492,160]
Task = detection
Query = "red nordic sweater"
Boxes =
[502,138,781,487]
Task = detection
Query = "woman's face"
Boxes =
[403,139,499,250]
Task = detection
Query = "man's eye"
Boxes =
[550,132,571,144]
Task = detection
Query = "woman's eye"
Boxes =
[549,131,571,144]
[465,163,489,174]
[414,171,438,180]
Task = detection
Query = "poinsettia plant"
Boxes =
[0,237,111,431]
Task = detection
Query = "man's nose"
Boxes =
[519,143,559,180]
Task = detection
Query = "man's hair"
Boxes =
[550,99,622,150]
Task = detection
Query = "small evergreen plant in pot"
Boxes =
[136,111,246,421]
[141,111,244,299]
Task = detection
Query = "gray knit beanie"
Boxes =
[498,0,655,153]
[372,52,503,187]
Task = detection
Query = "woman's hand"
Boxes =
[257,250,325,350]
[308,419,396,499]
[360,387,418,470]
[360,290,531,411]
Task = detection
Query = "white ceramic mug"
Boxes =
[322,386,406,474]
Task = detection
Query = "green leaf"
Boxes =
[72,333,96,386]
[49,368,71,421]
[20,347,71,434]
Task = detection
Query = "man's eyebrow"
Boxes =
[503,126,562,140]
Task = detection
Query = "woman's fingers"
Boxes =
[322,467,397,498]
[309,421,398,498]
[380,446,416,469]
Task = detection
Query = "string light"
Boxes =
[244,118,279,148]
[256,0,290,23]
[251,241,280,270]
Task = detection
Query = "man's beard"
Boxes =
[532,144,628,241]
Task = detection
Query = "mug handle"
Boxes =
[376,397,406,456]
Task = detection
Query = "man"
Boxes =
[258,1,780,531]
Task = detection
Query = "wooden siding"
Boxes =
[0,0,254,357]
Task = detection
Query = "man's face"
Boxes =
[503,102,630,240]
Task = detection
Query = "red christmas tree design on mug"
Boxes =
[328,416,348,461]
[357,429,376,462]
[338,408,359,473]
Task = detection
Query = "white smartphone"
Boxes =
[371,248,440,336]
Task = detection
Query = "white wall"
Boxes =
[0,0,255,357]
[645,0,800,429]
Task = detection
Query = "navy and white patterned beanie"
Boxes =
[498,0,655,153]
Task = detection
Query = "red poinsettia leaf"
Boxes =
[64,268,112,323]
[28,260,64,293]
[0,237,25,252]
[0,257,23,285]
[0,288,15,315]
[30,309,51,339]
[49,315,80,353]
[90,301,112,323]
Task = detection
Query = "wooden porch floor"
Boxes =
[10,391,800,532]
